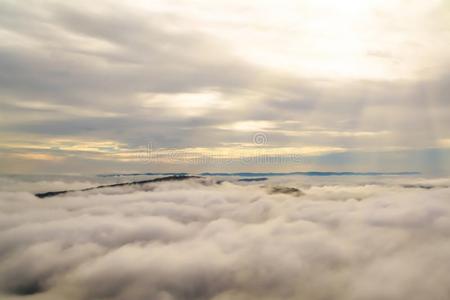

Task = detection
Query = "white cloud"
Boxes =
[0,176,450,299]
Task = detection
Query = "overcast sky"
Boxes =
[0,0,449,174]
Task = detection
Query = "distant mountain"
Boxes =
[237,177,268,182]
[35,175,199,198]
[99,171,420,178]
[98,172,189,177]
[200,171,420,177]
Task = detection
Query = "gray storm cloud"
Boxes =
[1,177,450,300]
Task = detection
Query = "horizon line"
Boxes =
[98,171,421,177]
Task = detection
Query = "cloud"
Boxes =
[1,176,450,299]
[0,0,449,173]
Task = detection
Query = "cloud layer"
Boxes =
[0,0,449,173]
[1,176,450,299]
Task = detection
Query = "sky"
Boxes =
[0,0,449,174]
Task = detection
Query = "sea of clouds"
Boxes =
[1,175,450,300]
